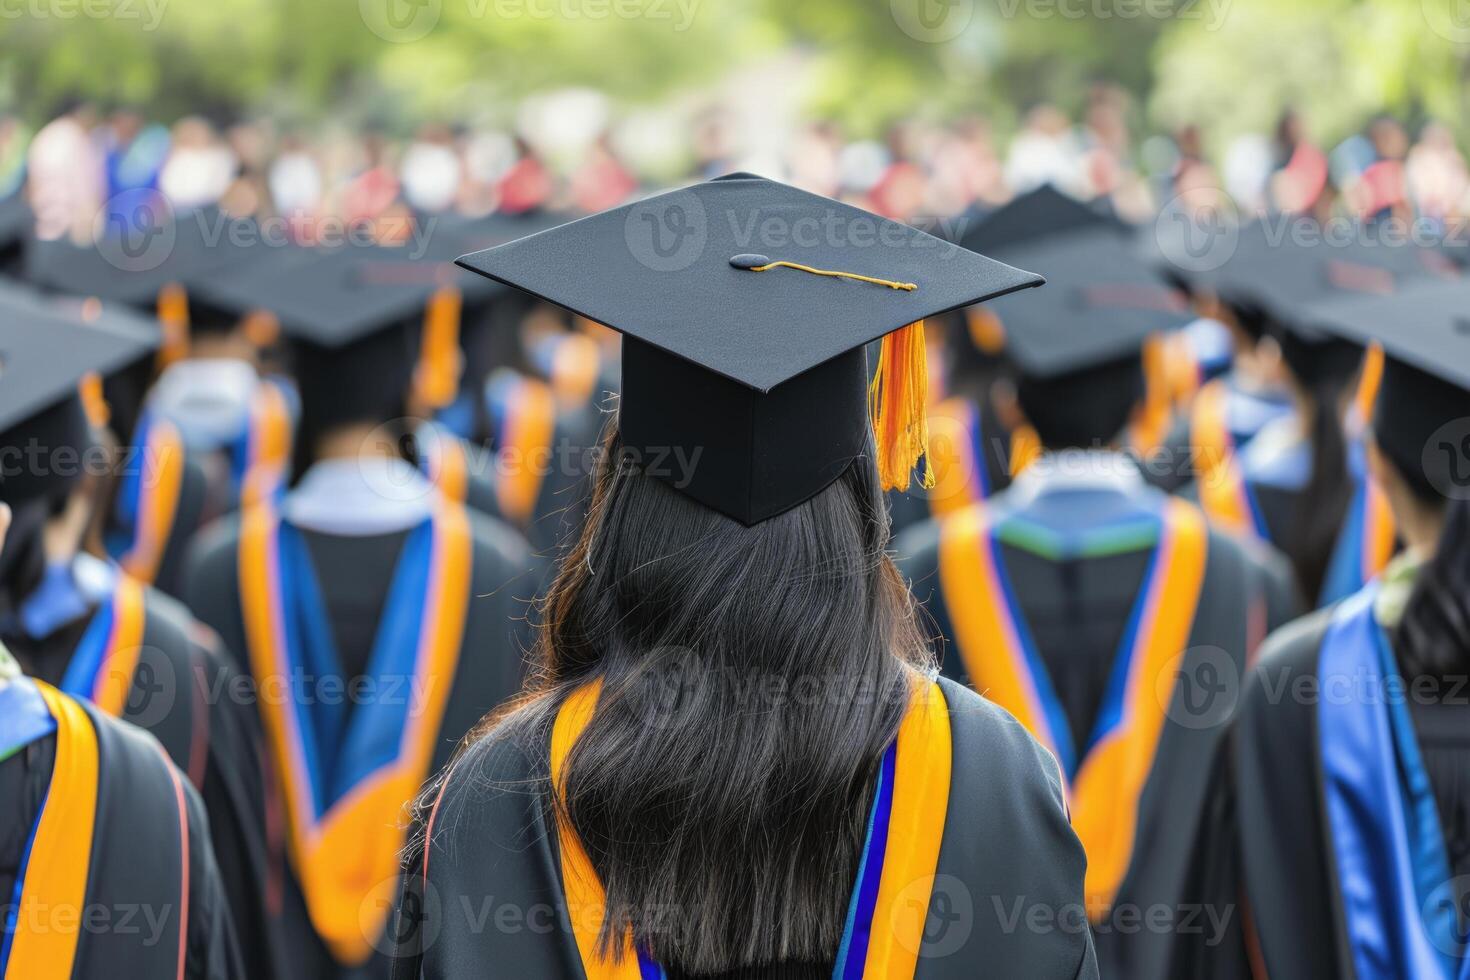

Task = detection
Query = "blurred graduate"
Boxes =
[1176,278,1470,979]
[0,288,283,978]
[894,221,1301,977]
[182,245,542,979]
[0,311,247,980]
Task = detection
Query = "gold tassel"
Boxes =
[156,283,190,369]
[869,320,935,492]
[79,372,110,429]
[416,287,463,410]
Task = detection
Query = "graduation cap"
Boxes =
[205,244,445,466]
[1306,278,1470,498]
[455,173,1044,525]
[958,184,1128,256]
[0,286,159,505]
[982,226,1191,380]
[1207,220,1461,381]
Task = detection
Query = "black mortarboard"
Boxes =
[958,184,1128,256]
[455,173,1044,525]
[1203,221,1460,380]
[982,226,1190,380]
[0,286,159,505]
[23,205,271,309]
[203,246,432,450]
[1306,278,1470,498]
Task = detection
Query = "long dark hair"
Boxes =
[460,417,930,974]
[1396,493,1470,680]
[1277,328,1362,602]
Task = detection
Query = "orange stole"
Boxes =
[119,418,187,586]
[91,575,148,717]
[238,503,472,965]
[7,684,100,980]
[925,398,982,518]
[1362,477,1396,581]
[240,382,292,507]
[937,498,1208,914]
[548,675,953,978]
[495,378,557,526]
[422,430,469,506]
[1191,379,1255,536]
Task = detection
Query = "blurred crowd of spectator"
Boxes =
[4,86,1469,246]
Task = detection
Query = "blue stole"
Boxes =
[1319,586,1470,980]
[275,517,437,813]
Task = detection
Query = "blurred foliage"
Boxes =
[0,0,1466,147]
[1151,0,1470,150]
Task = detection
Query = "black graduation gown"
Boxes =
[183,506,543,980]
[895,489,1300,979]
[1175,608,1470,980]
[388,676,1099,979]
[3,580,282,980]
[0,681,243,980]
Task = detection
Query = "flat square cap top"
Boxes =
[959,183,1128,255]
[1307,277,1470,390]
[455,173,1044,393]
[985,226,1190,377]
[0,285,159,432]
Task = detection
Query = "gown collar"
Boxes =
[282,456,436,536]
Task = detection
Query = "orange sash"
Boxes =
[494,377,557,526]
[238,502,472,964]
[937,497,1208,914]
[119,418,187,585]
[549,675,952,978]
[5,684,100,980]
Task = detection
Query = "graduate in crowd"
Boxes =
[893,231,1301,977]
[891,184,1189,533]
[25,209,294,597]
[192,239,516,528]
[0,339,245,980]
[0,290,283,979]
[1179,277,1470,979]
[389,173,1099,979]
[183,248,542,980]
[1146,223,1298,496]
[471,289,607,554]
[1173,229,1458,606]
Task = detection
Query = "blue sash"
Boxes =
[1319,587,1470,979]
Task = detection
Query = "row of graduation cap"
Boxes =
[1,174,1468,978]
